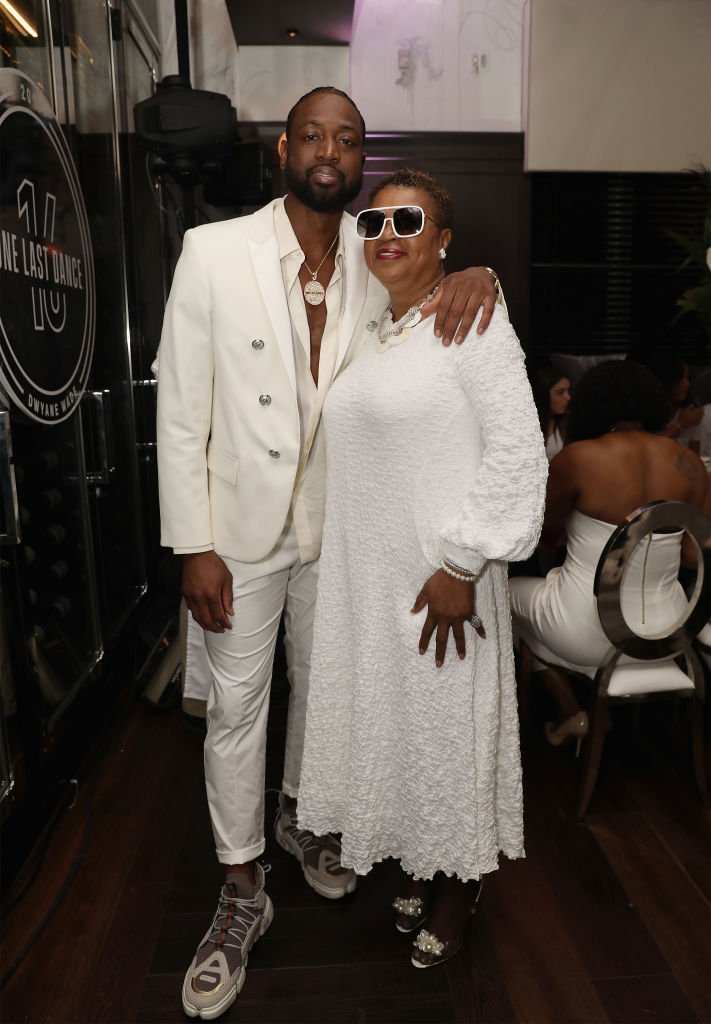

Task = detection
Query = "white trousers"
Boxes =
[203,520,318,864]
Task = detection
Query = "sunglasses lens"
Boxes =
[357,210,386,238]
[393,207,424,236]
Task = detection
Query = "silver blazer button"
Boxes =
[252,339,264,349]
[259,394,272,406]
[268,449,280,459]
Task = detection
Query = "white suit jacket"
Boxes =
[156,199,386,563]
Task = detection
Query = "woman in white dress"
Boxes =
[509,360,710,751]
[297,170,547,968]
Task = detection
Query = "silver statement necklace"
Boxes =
[376,276,444,343]
[302,232,339,306]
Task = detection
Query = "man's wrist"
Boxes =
[483,267,500,295]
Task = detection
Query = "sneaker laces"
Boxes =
[208,872,268,953]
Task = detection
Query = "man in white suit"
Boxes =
[157,87,499,1019]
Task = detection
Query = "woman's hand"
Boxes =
[421,267,498,345]
[411,569,484,667]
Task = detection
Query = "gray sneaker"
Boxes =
[182,863,273,1020]
[274,801,357,900]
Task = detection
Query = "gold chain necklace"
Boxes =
[302,232,339,306]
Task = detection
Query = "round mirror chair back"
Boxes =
[593,501,711,660]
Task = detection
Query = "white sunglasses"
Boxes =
[355,205,438,240]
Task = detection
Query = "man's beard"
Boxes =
[285,161,362,213]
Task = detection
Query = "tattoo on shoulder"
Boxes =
[675,449,701,482]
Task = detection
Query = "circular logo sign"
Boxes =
[0,69,95,424]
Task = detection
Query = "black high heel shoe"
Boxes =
[411,879,483,968]
[392,894,429,934]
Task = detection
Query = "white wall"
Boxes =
[238,47,349,122]
[157,0,240,106]
[525,0,711,172]
[350,0,526,132]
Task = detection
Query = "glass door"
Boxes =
[117,2,169,566]
[0,8,102,728]
[53,0,148,640]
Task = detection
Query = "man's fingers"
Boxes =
[221,578,234,623]
[441,294,469,346]
[452,300,478,345]
[208,594,231,632]
[475,294,496,336]
[186,594,231,632]
[419,614,436,654]
[187,599,218,632]
[422,290,445,339]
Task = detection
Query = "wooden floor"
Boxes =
[1,678,710,1024]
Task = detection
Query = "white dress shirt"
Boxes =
[274,199,345,563]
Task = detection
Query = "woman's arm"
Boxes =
[415,307,548,663]
[438,307,548,573]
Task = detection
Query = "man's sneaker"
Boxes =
[274,800,357,900]
[182,862,273,1020]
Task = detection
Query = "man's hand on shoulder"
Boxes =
[422,266,499,346]
[182,550,234,632]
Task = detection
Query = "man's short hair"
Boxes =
[285,86,366,142]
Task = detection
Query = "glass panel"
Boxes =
[0,0,50,94]
[0,587,15,804]
[121,16,168,562]
[54,0,147,638]
[126,0,159,45]
[0,33,102,722]
[9,415,101,718]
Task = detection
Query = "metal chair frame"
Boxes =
[518,501,711,819]
[578,501,711,818]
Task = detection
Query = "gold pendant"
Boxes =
[304,279,325,306]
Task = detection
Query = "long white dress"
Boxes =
[509,511,686,675]
[297,306,548,881]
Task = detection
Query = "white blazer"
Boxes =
[156,199,386,563]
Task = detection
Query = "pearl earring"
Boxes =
[439,247,447,260]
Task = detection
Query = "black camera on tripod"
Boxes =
[133,75,272,206]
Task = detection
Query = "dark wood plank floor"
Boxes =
[1,680,709,1023]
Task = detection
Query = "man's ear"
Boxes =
[278,131,288,170]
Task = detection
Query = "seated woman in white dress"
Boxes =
[532,366,571,460]
[297,170,547,969]
[509,361,710,751]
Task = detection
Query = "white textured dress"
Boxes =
[297,305,547,881]
[510,511,687,675]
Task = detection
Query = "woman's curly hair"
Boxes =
[368,168,454,229]
[566,360,671,442]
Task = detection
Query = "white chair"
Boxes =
[575,501,711,819]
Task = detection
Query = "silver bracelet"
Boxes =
[440,558,476,582]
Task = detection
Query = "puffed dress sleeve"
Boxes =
[438,305,548,575]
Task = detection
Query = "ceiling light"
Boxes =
[286,28,299,39]
[0,0,38,37]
